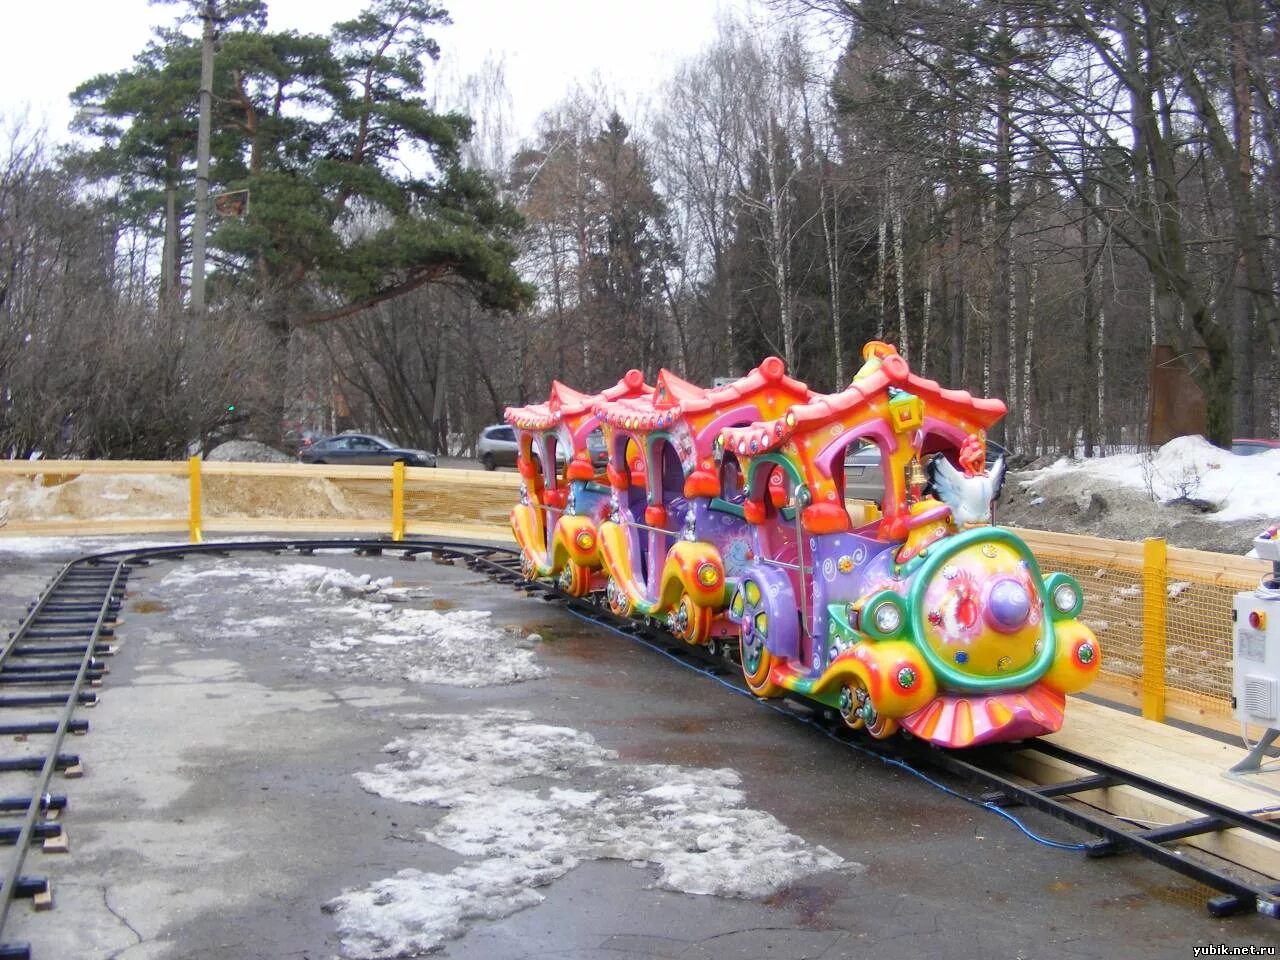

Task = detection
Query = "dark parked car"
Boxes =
[843,439,1010,504]
[299,433,436,467]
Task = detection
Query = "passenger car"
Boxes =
[843,439,1009,504]
[299,433,436,467]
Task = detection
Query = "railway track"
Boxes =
[0,535,1275,958]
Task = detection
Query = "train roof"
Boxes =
[595,356,810,433]
[503,369,649,432]
[720,349,1006,457]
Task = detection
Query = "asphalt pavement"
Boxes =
[0,538,1274,959]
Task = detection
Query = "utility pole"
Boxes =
[190,0,216,315]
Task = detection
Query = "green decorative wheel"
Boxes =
[732,578,782,697]
[847,677,898,739]
[838,683,866,731]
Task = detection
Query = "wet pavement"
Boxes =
[0,536,1275,959]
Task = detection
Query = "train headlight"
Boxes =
[1052,581,1079,614]
[873,602,902,634]
[575,530,596,552]
[696,561,721,588]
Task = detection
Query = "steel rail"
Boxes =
[0,559,126,957]
[897,738,1280,918]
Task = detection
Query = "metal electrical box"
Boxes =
[1233,531,1280,727]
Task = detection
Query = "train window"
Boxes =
[586,427,608,468]
[545,435,562,484]
[758,463,800,520]
[654,440,684,497]
[719,456,745,503]
[710,454,747,517]
[841,439,885,511]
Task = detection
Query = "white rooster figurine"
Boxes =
[926,446,1006,526]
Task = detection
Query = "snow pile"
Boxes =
[162,562,394,599]
[302,605,545,686]
[206,440,292,463]
[1020,436,1280,523]
[158,561,545,687]
[327,709,852,958]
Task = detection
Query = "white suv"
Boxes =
[477,424,518,470]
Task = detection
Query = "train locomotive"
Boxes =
[506,342,1101,748]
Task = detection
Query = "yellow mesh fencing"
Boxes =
[1020,529,1267,731]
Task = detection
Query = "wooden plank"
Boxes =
[1027,698,1280,877]
[1015,527,1147,567]
[1166,545,1268,585]
[0,460,187,477]
[1086,678,1237,738]
[1005,749,1280,877]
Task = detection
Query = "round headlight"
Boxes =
[575,530,595,551]
[1052,581,1079,614]
[873,601,902,634]
[696,561,721,587]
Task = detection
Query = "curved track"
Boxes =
[0,535,1275,958]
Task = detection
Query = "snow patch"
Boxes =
[327,709,852,959]
[156,561,544,687]
[1020,435,1280,523]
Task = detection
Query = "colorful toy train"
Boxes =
[505,343,1100,749]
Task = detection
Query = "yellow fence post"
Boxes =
[188,455,203,544]
[391,460,405,542]
[1141,536,1167,721]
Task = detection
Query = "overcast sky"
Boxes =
[0,0,767,146]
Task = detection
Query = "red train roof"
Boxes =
[596,356,809,431]
[504,369,649,431]
[720,351,1006,456]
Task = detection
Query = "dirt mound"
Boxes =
[998,470,1261,555]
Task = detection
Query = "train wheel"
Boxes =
[705,636,721,659]
[838,683,866,731]
[734,578,782,697]
[519,552,537,581]
[670,593,713,645]
[605,579,633,618]
[848,678,898,739]
[557,562,591,597]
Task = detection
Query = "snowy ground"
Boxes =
[96,556,851,958]
[999,436,1280,554]
[1,540,1267,958]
